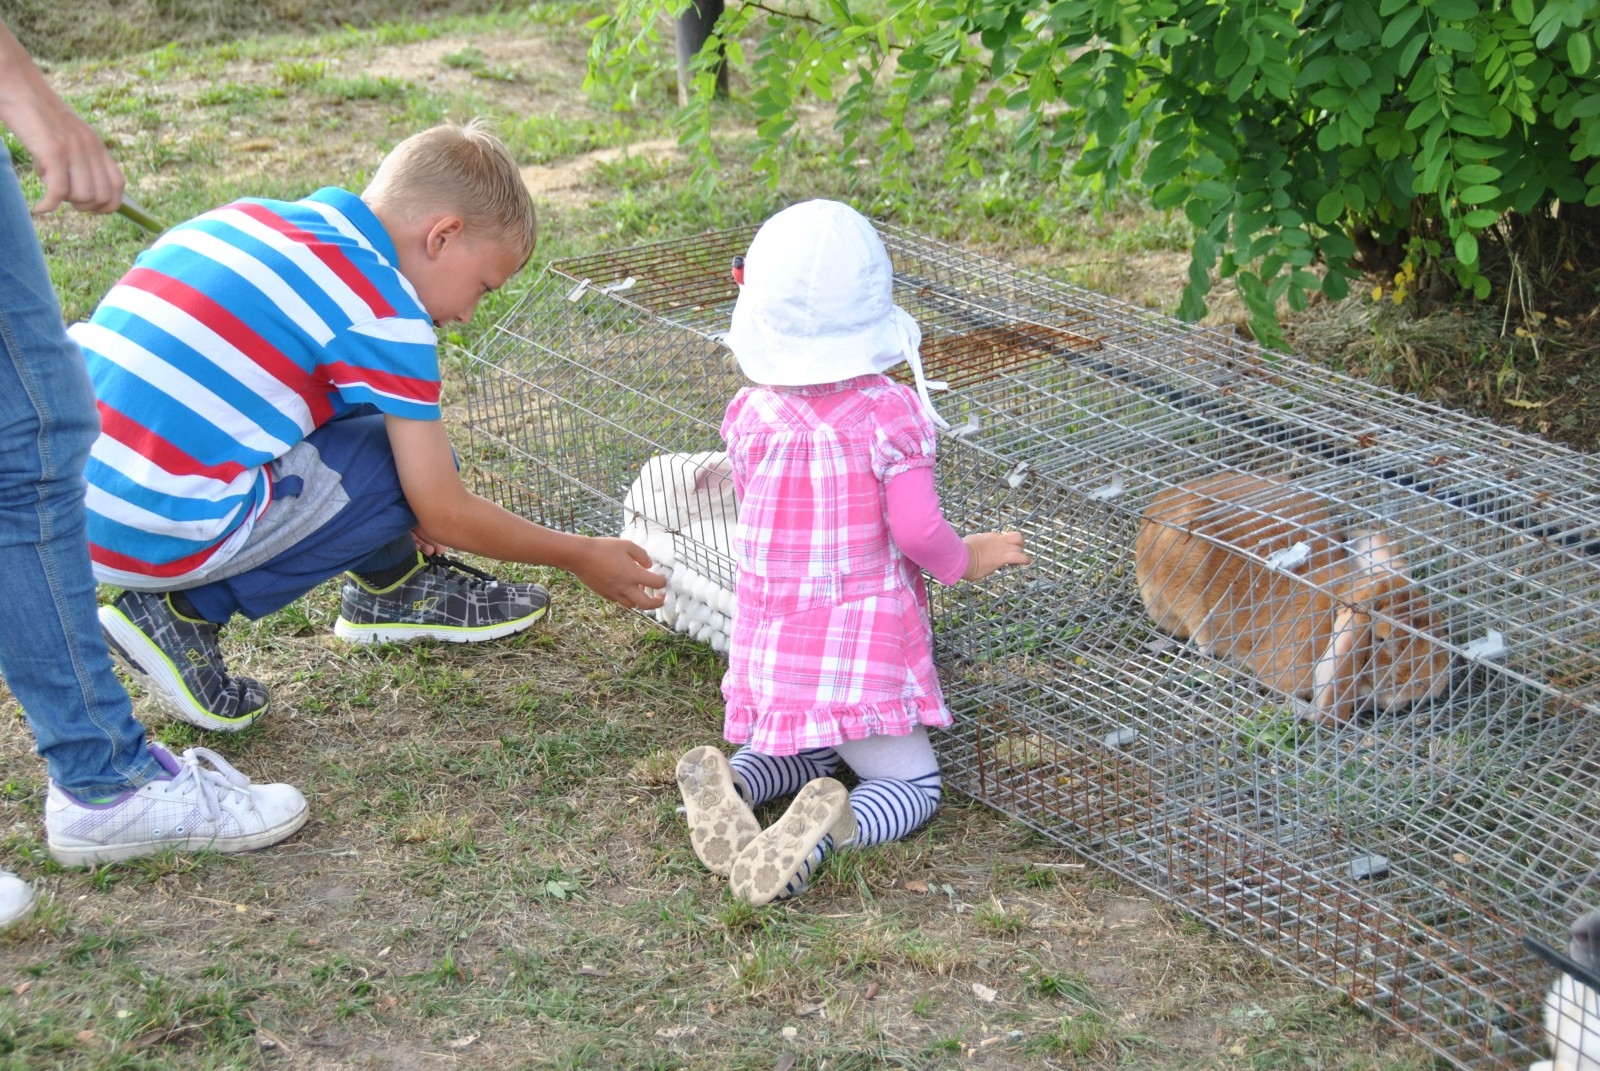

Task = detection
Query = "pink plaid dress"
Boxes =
[720,374,952,755]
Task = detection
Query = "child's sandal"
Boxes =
[676,746,761,877]
[729,777,857,906]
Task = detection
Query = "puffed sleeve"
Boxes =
[871,383,938,483]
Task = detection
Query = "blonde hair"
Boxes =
[362,119,537,268]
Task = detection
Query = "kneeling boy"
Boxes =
[75,120,665,732]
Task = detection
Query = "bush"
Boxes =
[591,0,1600,348]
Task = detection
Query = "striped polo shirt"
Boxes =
[73,187,441,588]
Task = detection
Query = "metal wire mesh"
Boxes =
[463,223,1600,1070]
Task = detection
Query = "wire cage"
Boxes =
[462,223,1600,1070]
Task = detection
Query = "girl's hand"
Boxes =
[961,530,1031,582]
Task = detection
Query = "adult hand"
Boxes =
[0,22,125,215]
[571,536,668,610]
[961,530,1031,582]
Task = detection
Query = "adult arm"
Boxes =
[0,21,123,214]
[385,414,666,610]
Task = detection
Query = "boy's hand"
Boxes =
[571,537,668,610]
[411,524,450,557]
[961,530,1031,582]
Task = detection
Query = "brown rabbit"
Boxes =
[1133,471,1451,725]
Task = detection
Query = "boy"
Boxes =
[75,120,666,734]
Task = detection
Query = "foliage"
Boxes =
[589,0,1600,347]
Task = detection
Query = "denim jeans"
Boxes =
[0,150,157,798]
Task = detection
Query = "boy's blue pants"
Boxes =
[179,410,422,624]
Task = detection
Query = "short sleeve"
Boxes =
[871,383,938,483]
[320,317,443,421]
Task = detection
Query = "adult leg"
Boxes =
[0,152,156,799]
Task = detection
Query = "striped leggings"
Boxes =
[728,727,941,848]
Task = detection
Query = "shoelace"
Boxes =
[168,747,253,822]
[424,553,500,586]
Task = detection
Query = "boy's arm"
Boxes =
[385,415,666,610]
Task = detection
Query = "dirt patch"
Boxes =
[521,139,684,208]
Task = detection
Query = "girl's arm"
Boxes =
[886,466,1030,584]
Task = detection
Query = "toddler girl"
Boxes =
[676,199,1030,905]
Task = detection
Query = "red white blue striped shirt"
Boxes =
[74,188,441,587]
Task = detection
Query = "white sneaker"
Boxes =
[0,870,36,932]
[45,744,309,868]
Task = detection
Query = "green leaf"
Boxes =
[1381,7,1425,47]
[1572,31,1595,76]
[1511,0,1535,22]
[1431,26,1478,52]
[1463,208,1501,227]
[1457,184,1501,204]
[1428,0,1479,20]
[1454,230,1479,266]
[1454,163,1503,184]
[1316,190,1345,224]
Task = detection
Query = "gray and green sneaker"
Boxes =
[99,592,270,733]
[333,554,550,645]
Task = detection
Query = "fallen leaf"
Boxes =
[575,964,610,978]
[972,982,998,1002]
[781,1026,798,1039]
[864,981,880,1001]
[773,1054,798,1071]
[795,1003,826,1018]
[445,1035,478,1050]
[76,1030,97,1043]
[12,982,29,996]
[904,879,929,893]
[1504,397,1546,409]
[655,1026,696,1039]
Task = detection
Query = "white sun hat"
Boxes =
[724,199,951,429]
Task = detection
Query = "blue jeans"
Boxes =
[0,152,158,798]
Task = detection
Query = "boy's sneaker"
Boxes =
[333,553,549,645]
[0,870,36,932]
[45,744,308,868]
[100,591,269,733]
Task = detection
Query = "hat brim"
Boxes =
[726,304,921,387]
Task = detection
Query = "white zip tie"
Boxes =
[1086,473,1125,501]
[1266,542,1311,570]
[1463,629,1507,662]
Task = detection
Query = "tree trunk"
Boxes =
[675,0,728,107]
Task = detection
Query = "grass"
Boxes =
[0,3,1503,1069]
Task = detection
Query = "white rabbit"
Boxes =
[1538,907,1600,1071]
[1133,471,1451,725]
[619,451,739,651]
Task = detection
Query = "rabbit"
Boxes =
[1133,471,1451,726]
[619,450,739,651]
[1538,907,1600,1071]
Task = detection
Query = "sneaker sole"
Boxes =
[47,803,310,868]
[332,604,548,645]
[730,778,857,907]
[98,605,265,733]
[676,746,761,878]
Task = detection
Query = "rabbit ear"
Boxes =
[1311,606,1372,724]
[693,452,733,494]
